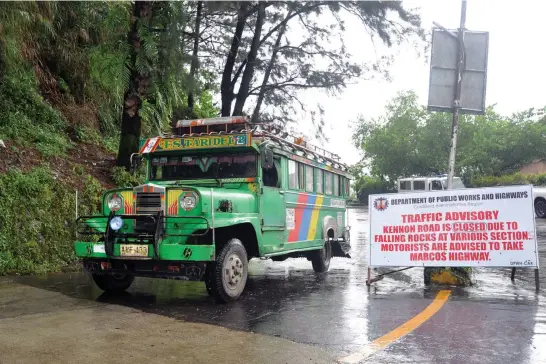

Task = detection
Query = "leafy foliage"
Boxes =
[472,173,546,188]
[0,71,71,156]
[352,91,546,190]
[213,1,425,138]
[0,168,104,274]
[111,166,145,187]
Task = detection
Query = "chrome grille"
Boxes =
[136,192,161,209]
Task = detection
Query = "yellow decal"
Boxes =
[167,190,182,215]
[120,191,134,214]
[307,195,324,240]
[248,183,259,194]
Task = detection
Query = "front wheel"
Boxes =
[311,240,332,273]
[92,273,134,294]
[205,238,248,303]
[535,199,546,218]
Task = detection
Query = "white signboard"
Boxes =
[368,185,538,268]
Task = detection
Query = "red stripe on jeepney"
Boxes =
[288,193,309,242]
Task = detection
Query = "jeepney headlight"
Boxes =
[109,216,123,231]
[107,194,123,211]
[180,196,197,210]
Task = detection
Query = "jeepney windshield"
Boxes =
[149,151,257,181]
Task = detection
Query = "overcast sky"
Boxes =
[295,0,546,166]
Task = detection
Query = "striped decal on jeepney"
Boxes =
[307,195,324,240]
[120,191,135,214]
[287,193,328,243]
[285,192,346,243]
[167,190,182,216]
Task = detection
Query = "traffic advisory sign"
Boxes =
[368,185,538,268]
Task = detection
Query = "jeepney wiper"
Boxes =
[214,162,223,187]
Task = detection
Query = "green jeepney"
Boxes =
[75,116,352,302]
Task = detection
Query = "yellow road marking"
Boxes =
[339,290,451,363]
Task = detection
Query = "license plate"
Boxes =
[120,244,148,257]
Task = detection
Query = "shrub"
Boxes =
[471,172,546,187]
[0,167,104,274]
[0,73,71,157]
[354,175,394,204]
[111,166,145,187]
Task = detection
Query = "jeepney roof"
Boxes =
[141,116,351,178]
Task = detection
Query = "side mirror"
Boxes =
[261,147,274,169]
[130,153,141,174]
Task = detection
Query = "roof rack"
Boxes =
[254,124,341,162]
[173,116,251,135]
[168,116,346,169]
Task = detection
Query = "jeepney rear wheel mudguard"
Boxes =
[322,216,351,258]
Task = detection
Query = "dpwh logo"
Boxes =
[373,197,389,211]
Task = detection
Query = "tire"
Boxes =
[311,240,332,273]
[92,272,134,294]
[205,238,248,303]
[535,199,546,218]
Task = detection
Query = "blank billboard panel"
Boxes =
[427,29,489,114]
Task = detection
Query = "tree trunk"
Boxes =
[232,2,266,116]
[220,3,248,117]
[116,1,153,169]
[187,1,203,116]
[251,12,289,123]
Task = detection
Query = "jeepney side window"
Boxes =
[399,180,411,190]
[315,168,324,194]
[325,171,333,195]
[333,174,339,196]
[305,165,314,192]
[298,163,305,190]
[263,159,280,188]
[413,180,426,190]
[431,180,443,190]
[288,160,298,189]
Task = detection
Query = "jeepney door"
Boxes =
[260,160,286,229]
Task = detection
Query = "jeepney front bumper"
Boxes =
[74,213,214,261]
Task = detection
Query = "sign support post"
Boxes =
[511,267,541,292]
[447,0,467,189]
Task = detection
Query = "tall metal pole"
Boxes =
[447,0,467,189]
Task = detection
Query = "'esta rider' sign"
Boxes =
[368,185,539,268]
[140,133,251,153]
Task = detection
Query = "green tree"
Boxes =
[218,1,425,129]
[352,90,546,190]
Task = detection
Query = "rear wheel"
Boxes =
[92,272,134,294]
[311,240,332,273]
[205,239,248,303]
[535,199,546,218]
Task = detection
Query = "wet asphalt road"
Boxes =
[1,208,545,364]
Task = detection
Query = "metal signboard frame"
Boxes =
[427,28,489,115]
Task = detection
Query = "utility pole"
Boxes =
[446,0,467,189]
